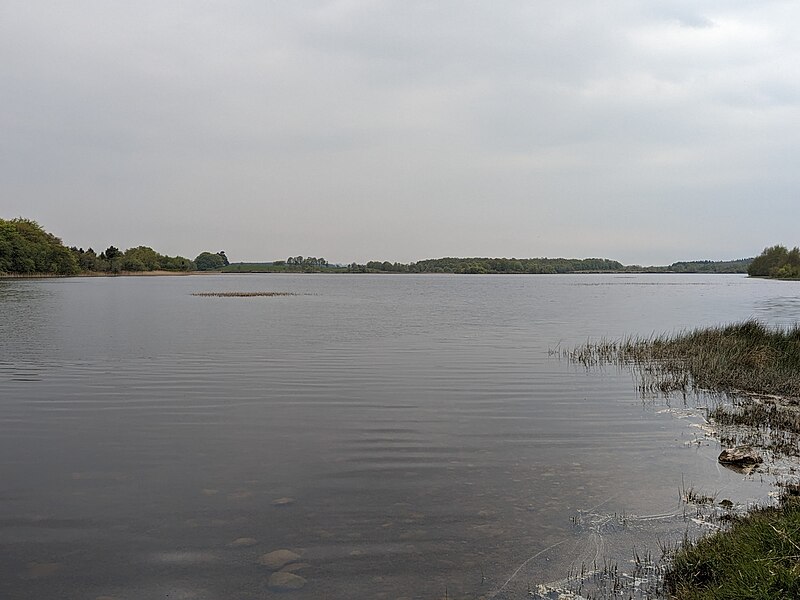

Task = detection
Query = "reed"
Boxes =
[191,291,300,297]
[568,322,800,597]
[567,320,800,457]
[566,320,800,399]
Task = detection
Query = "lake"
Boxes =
[1,273,798,599]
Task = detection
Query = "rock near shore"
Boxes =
[268,571,307,591]
[718,446,763,466]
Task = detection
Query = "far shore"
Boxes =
[1,270,196,279]
[1,270,756,279]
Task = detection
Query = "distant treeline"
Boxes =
[221,256,346,273]
[0,217,758,278]
[360,257,622,274]
[638,258,752,274]
[71,245,198,273]
[354,257,751,274]
[748,245,800,279]
[0,217,225,276]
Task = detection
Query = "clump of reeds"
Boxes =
[567,320,800,399]
[709,396,800,457]
[680,476,717,506]
[709,397,800,435]
[191,291,300,297]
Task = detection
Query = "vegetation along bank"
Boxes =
[1,217,761,277]
[748,244,800,279]
[569,320,800,598]
[0,218,224,276]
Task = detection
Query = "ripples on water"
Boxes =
[0,274,796,599]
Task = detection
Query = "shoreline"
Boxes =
[1,270,753,279]
[567,321,800,598]
[0,270,197,279]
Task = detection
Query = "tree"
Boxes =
[195,251,226,271]
[123,246,161,270]
[104,246,121,261]
[748,245,791,278]
[0,218,79,275]
[102,246,122,273]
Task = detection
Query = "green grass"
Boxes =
[665,490,800,599]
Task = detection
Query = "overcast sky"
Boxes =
[2,1,799,265]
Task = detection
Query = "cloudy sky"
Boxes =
[2,1,798,265]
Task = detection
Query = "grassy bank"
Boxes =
[567,320,800,597]
[568,320,800,456]
[665,487,800,599]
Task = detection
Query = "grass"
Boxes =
[567,320,800,399]
[566,320,800,457]
[566,320,800,597]
[680,476,717,506]
[709,396,800,457]
[665,488,800,599]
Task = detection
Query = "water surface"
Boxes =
[1,274,798,599]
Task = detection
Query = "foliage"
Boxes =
[220,260,346,273]
[347,262,368,273]
[286,256,328,271]
[195,251,229,271]
[0,218,79,275]
[352,257,754,274]
[748,245,800,278]
[72,245,195,273]
[643,259,752,274]
[362,256,625,274]
[665,491,800,599]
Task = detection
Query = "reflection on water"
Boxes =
[0,274,798,599]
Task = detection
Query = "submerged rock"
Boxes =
[718,446,763,466]
[268,571,307,591]
[258,549,301,570]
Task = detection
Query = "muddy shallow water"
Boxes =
[1,273,798,599]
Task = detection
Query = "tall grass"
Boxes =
[567,320,800,400]
[568,321,800,596]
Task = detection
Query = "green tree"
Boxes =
[102,246,122,273]
[123,246,161,270]
[0,218,79,275]
[748,245,795,278]
[195,251,226,271]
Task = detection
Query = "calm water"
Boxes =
[1,273,798,599]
